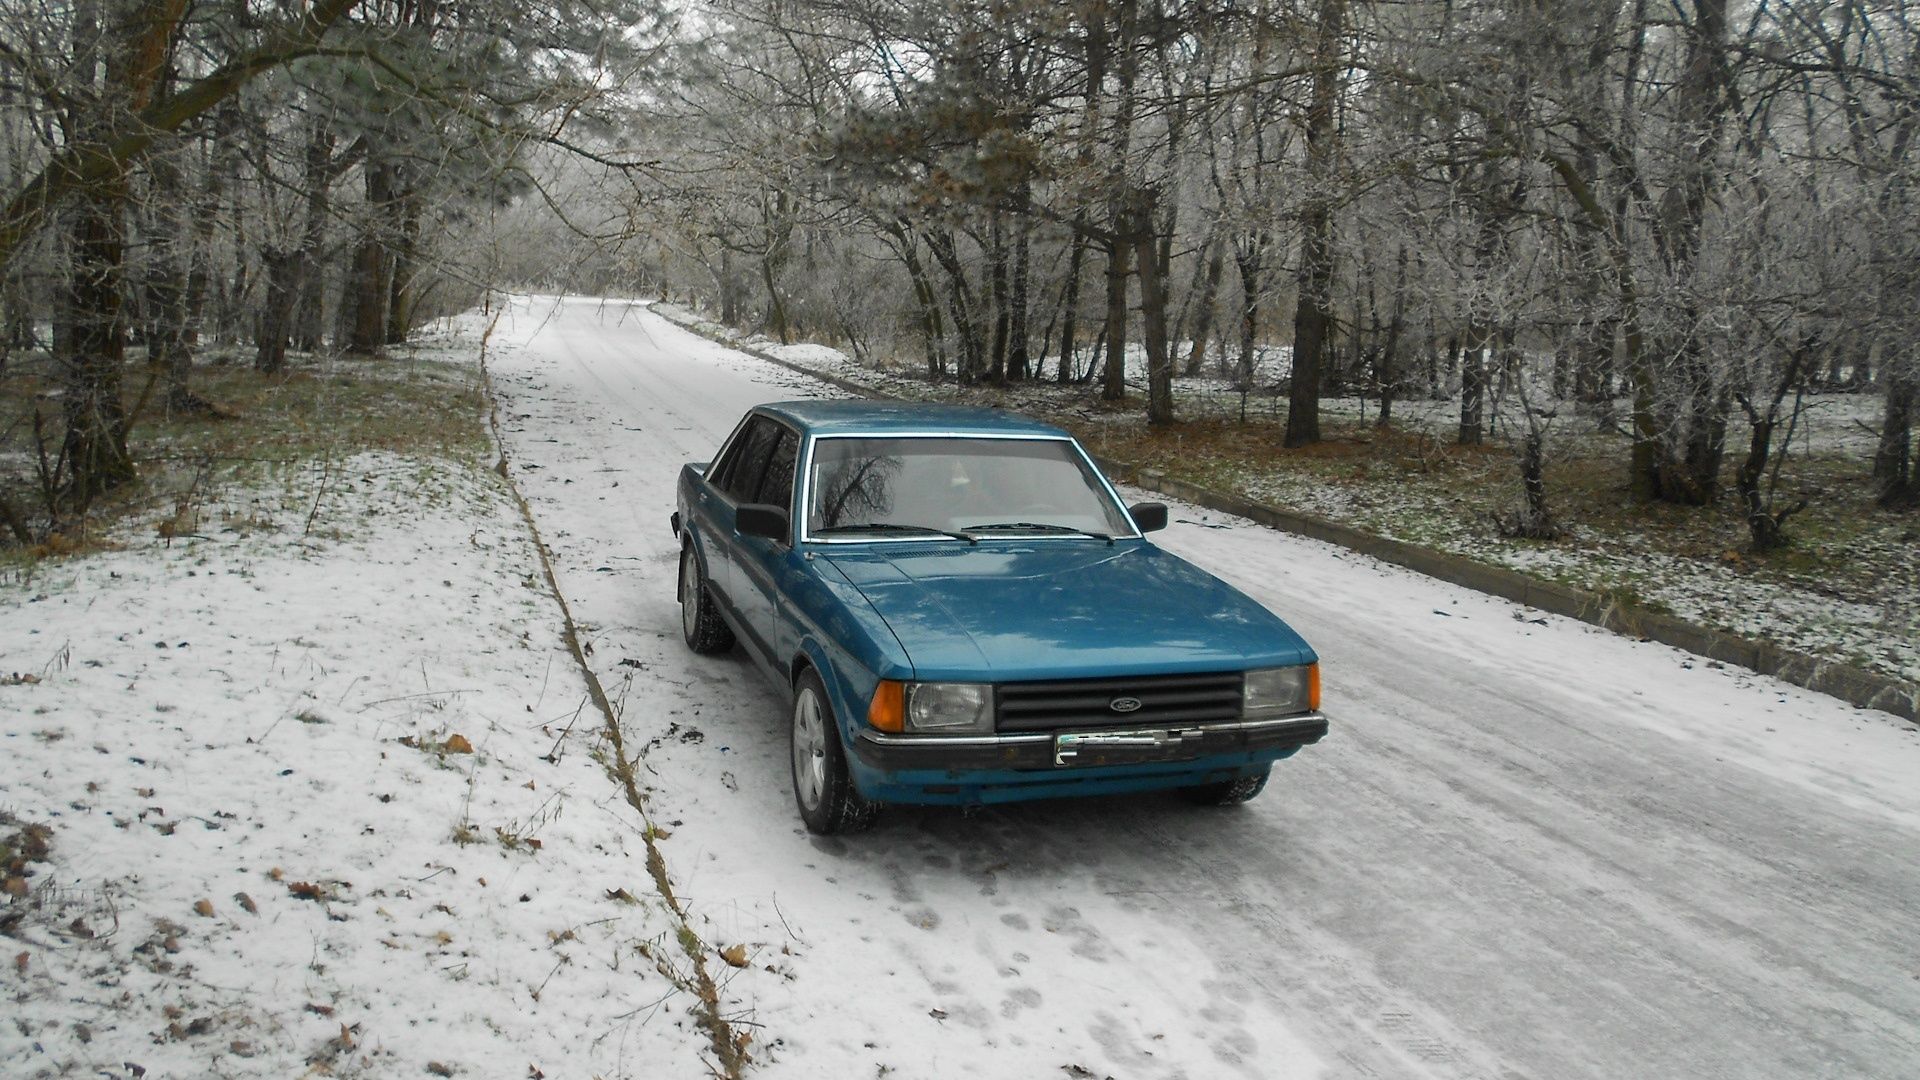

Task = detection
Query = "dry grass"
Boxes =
[0,346,489,561]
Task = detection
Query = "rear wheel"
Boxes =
[790,670,877,834]
[1180,768,1270,806]
[679,544,734,654]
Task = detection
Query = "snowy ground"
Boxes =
[1,372,726,1076]
[483,295,1920,1079]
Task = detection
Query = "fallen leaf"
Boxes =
[605,887,637,904]
[268,867,285,882]
[234,892,257,914]
[434,931,453,945]
[288,881,327,901]
[193,899,215,918]
[525,838,542,851]
[68,917,94,939]
[12,951,26,974]
[929,1008,948,1021]
[2,877,25,898]
[527,1067,545,1079]
[442,734,474,754]
[718,944,748,968]
[427,1062,454,1077]
[305,1003,334,1017]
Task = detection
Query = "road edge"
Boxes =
[647,300,1918,725]
[475,313,752,1077]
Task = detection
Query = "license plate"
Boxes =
[1054,728,1202,767]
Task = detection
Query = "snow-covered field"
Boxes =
[482,295,1920,1079]
[1,387,723,1075]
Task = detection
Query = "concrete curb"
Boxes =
[649,302,1920,724]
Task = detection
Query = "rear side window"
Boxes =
[756,430,799,510]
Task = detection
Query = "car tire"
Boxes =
[1181,768,1270,806]
[790,669,877,834]
[679,544,735,654]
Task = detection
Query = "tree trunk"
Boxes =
[345,159,394,355]
[988,212,1009,382]
[1284,0,1346,448]
[291,121,334,352]
[1233,236,1263,386]
[1058,220,1088,384]
[60,190,137,500]
[141,145,196,412]
[1008,214,1031,381]
[57,0,191,500]
[926,229,983,383]
[384,182,421,345]
[1876,361,1917,509]
[893,224,947,379]
[1102,237,1129,402]
[1458,341,1486,446]
[1129,197,1175,426]
[1186,234,1224,377]
[1378,244,1407,427]
[256,248,298,374]
[1645,0,1733,504]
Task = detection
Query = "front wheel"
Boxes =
[1180,768,1270,806]
[679,545,734,654]
[790,670,877,834]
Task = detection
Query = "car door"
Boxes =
[700,415,782,623]
[732,425,800,665]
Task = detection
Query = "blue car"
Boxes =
[671,401,1327,833]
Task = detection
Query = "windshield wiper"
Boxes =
[959,521,1115,544]
[815,522,977,544]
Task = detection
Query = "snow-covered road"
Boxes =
[487,295,1920,1080]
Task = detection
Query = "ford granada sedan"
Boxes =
[671,400,1327,833]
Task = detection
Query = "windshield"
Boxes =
[806,436,1135,540]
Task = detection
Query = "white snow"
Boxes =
[8,295,1918,1080]
[2,426,715,1075]
[483,296,1920,1079]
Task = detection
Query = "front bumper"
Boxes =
[850,712,1329,773]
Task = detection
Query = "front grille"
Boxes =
[995,672,1245,732]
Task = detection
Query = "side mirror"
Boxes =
[1128,501,1169,533]
[736,503,791,542]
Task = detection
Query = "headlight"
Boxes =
[1243,664,1318,718]
[906,682,993,733]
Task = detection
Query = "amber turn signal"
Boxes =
[1307,662,1321,712]
[868,680,905,732]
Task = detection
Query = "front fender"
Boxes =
[785,557,914,747]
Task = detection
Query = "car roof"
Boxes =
[754,399,1072,439]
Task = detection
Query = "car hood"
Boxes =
[823,541,1315,681]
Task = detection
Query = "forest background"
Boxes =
[1,0,1915,683]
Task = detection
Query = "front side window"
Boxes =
[807,437,1133,539]
[712,417,782,503]
[756,429,799,510]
